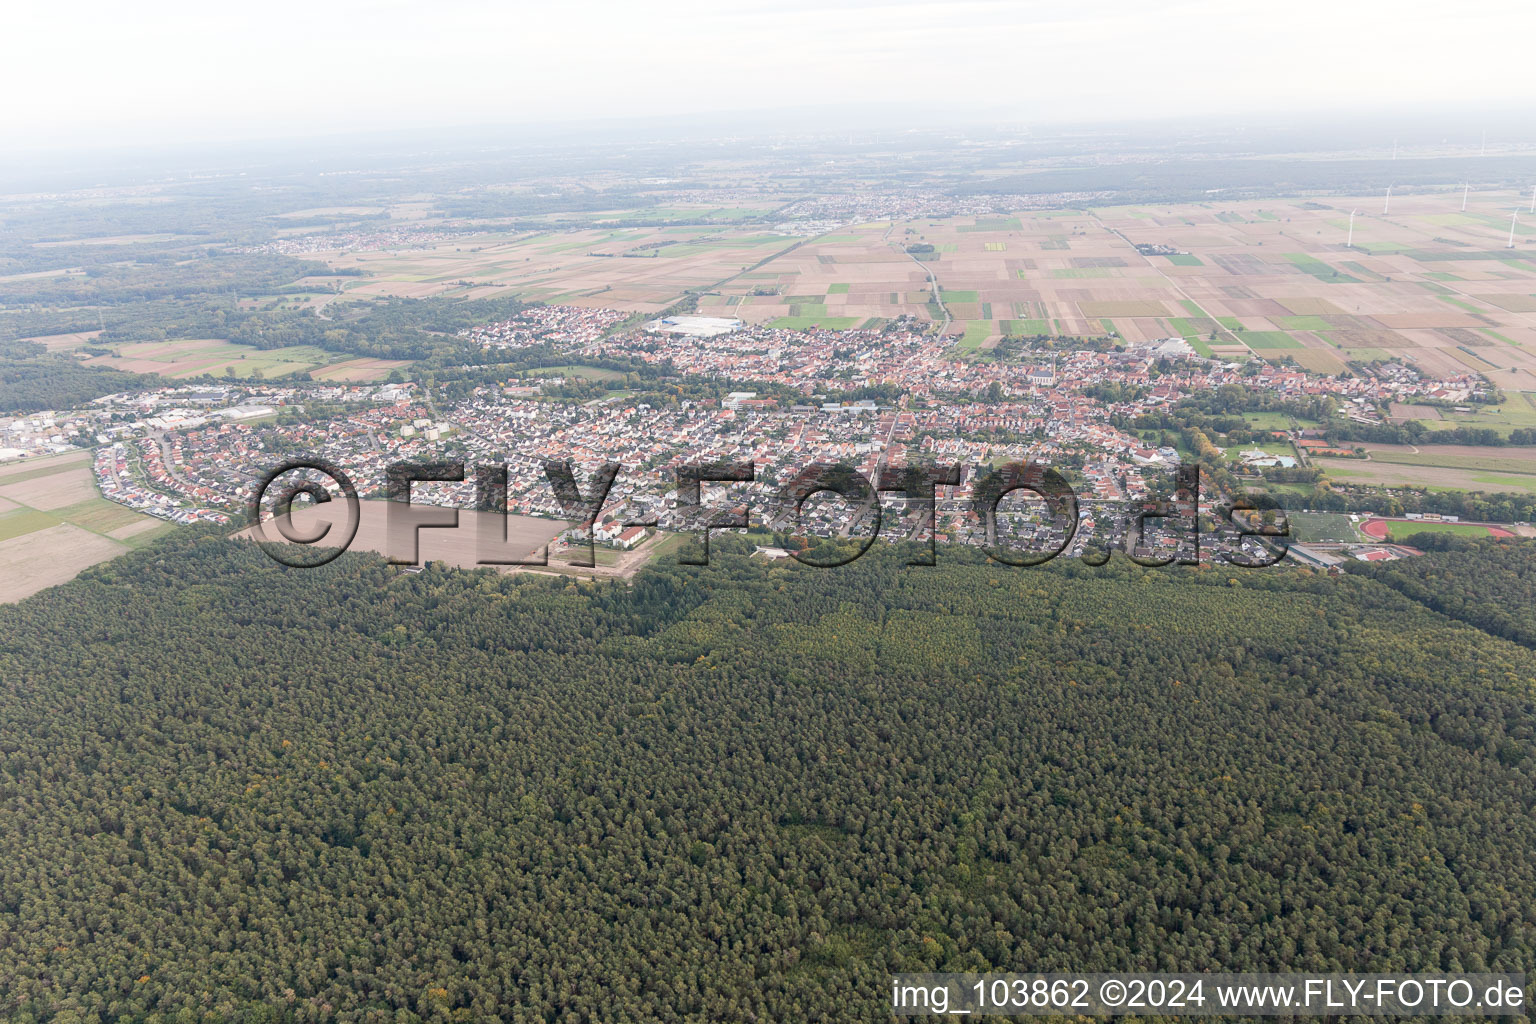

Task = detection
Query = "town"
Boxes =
[0,303,1500,570]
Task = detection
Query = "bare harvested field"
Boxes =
[236,499,570,570]
[109,519,168,540]
[0,467,99,510]
[18,330,103,352]
[0,449,91,480]
[0,524,126,603]
[1389,402,1444,421]
[309,358,413,382]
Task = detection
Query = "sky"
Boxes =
[5,0,1533,152]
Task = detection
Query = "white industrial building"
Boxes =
[643,315,743,338]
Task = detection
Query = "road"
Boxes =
[1091,214,1245,348]
[838,412,904,538]
[152,432,197,489]
[889,231,952,338]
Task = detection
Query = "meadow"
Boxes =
[85,339,359,380]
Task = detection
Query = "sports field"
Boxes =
[1361,518,1514,542]
[1287,511,1369,543]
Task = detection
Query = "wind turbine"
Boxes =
[1347,209,1359,248]
[1383,185,1393,215]
[1462,183,1470,212]
[1530,185,1535,214]
[1510,210,1521,249]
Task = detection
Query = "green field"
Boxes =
[1341,261,1389,282]
[0,508,61,542]
[1386,521,1500,542]
[767,316,863,331]
[1244,411,1302,430]
[1240,331,1303,350]
[826,283,850,294]
[1165,253,1203,266]
[1050,268,1115,279]
[1287,511,1367,543]
[952,322,993,350]
[530,364,626,382]
[958,218,1022,232]
[939,289,980,303]
[1275,315,1334,332]
[1366,448,1536,474]
[1428,402,1536,435]
[94,340,348,380]
[1438,296,1491,315]
[1284,254,1362,284]
[1166,317,1213,339]
[52,498,156,534]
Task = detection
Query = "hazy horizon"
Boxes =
[7,0,1535,155]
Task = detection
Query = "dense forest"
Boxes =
[0,534,1533,1022]
[1349,538,1536,649]
[0,256,329,308]
[0,355,164,415]
[225,296,535,363]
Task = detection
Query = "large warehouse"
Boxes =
[643,315,744,338]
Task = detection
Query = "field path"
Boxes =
[893,238,951,337]
[1090,214,1245,347]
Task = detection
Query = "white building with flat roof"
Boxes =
[643,315,743,338]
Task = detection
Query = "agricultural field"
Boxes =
[83,339,362,380]
[0,450,174,602]
[1315,456,1536,495]
[307,358,413,382]
[1356,443,1536,475]
[290,189,1536,402]
[319,220,805,313]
